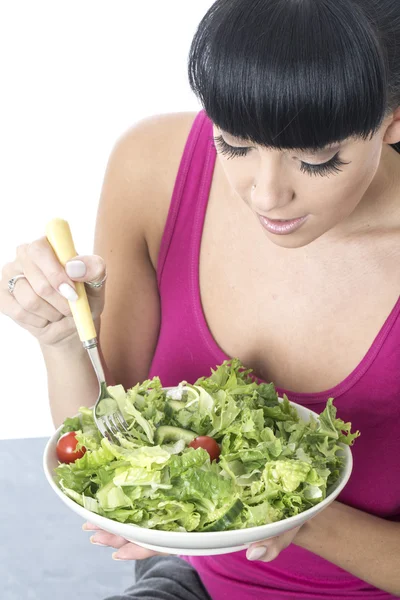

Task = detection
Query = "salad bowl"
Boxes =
[43,362,356,555]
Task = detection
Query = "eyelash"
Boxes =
[213,135,349,177]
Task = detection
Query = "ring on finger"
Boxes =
[8,274,26,295]
[86,271,107,289]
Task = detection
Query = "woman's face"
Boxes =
[213,116,397,248]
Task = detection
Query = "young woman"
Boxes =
[1,0,400,598]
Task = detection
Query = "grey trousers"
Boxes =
[104,556,213,600]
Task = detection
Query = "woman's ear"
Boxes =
[383,106,400,145]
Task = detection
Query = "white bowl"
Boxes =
[43,398,352,555]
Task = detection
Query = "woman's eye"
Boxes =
[213,135,349,177]
[213,135,251,159]
[300,152,349,177]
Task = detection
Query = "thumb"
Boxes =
[246,526,302,562]
[65,255,107,291]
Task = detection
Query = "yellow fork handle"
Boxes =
[45,218,97,343]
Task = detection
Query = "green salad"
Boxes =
[54,359,360,532]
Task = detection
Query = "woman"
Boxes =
[1,0,400,598]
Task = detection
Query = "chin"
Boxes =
[260,226,325,249]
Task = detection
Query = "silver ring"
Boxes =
[85,272,107,289]
[8,274,26,295]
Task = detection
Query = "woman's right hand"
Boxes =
[0,237,107,347]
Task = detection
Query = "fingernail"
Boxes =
[66,260,86,278]
[112,552,128,561]
[58,283,78,302]
[82,523,95,531]
[247,546,267,561]
[90,536,107,546]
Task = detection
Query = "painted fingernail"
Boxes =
[112,552,129,561]
[90,536,107,546]
[66,260,86,278]
[58,283,78,302]
[247,546,267,561]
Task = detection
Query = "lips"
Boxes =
[257,215,308,235]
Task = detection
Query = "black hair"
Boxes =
[188,0,400,154]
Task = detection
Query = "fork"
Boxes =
[46,218,131,444]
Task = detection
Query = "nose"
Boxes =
[251,162,294,215]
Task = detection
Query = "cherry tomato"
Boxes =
[56,431,86,464]
[189,436,221,462]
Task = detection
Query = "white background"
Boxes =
[0,1,213,440]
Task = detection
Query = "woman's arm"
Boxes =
[292,501,400,596]
[43,112,197,427]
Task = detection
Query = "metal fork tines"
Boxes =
[97,411,132,442]
[84,338,131,444]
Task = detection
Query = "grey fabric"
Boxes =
[1,437,134,600]
[104,555,212,600]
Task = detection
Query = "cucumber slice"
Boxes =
[154,425,197,445]
[168,400,187,411]
[201,499,245,532]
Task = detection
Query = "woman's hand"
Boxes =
[83,522,166,561]
[0,237,106,347]
[246,525,302,561]
[83,521,303,562]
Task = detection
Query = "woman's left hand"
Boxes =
[83,521,302,562]
[246,525,303,562]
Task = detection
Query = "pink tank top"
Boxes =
[148,111,400,600]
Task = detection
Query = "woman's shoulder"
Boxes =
[94,112,199,385]
[107,111,199,267]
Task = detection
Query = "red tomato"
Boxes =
[189,436,221,462]
[56,431,86,464]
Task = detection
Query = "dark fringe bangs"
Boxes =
[188,0,389,151]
